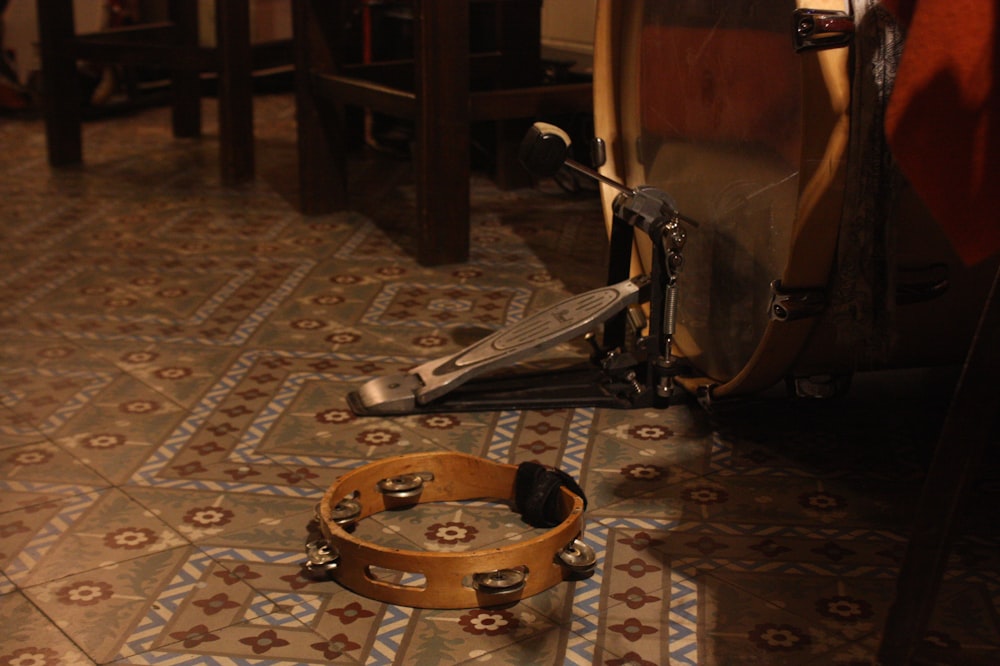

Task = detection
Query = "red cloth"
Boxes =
[882,0,1000,265]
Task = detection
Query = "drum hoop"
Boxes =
[315,452,586,609]
[594,0,852,400]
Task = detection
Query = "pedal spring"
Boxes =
[663,283,678,338]
[625,371,645,396]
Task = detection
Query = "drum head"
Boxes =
[601,0,806,382]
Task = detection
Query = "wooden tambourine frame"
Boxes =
[309,452,592,609]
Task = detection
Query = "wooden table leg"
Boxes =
[492,0,542,191]
[36,0,83,167]
[215,0,255,185]
[169,0,202,138]
[414,0,470,265]
[293,0,346,213]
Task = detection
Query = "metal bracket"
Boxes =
[792,8,855,52]
[769,280,827,322]
[695,383,718,411]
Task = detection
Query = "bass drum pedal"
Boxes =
[348,123,692,415]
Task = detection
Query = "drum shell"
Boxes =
[593,0,998,396]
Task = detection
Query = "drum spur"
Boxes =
[348,123,691,416]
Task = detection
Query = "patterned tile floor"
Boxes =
[1,94,998,665]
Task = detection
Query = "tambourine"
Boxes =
[305,452,595,609]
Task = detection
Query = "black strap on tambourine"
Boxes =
[514,461,588,528]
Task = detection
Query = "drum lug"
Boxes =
[695,383,718,410]
[792,8,855,53]
[769,280,827,322]
[896,263,951,305]
[787,374,853,399]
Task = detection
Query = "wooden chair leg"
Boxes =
[293,0,346,214]
[169,0,202,138]
[877,262,1000,664]
[414,0,470,265]
[492,1,542,190]
[215,0,255,185]
[494,119,534,190]
[36,0,83,167]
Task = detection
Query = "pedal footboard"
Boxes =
[348,277,648,414]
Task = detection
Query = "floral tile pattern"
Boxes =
[0,92,997,666]
[0,591,95,664]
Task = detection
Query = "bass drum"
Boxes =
[593,0,998,401]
